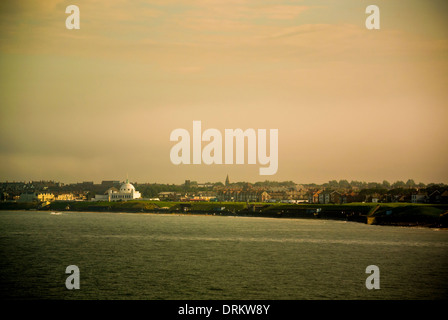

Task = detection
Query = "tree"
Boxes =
[86,191,96,200]
[350,180,367,189]
[382,180,390,189]
[367,182,381,189]
[391,181,405,189]
[328,180,339,188]
[405,179,416,188]
[417,182,426,188]
[338,180,350,189]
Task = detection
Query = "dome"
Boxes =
[119,182,135,193]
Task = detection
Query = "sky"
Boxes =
[0,0,447,185]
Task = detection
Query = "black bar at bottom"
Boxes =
[0,300,442,319]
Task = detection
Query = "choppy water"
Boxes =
[0,211,447,300]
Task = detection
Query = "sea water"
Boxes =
[0,211,447,300]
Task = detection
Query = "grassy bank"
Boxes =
[369,204,448,227]
[1,201,447,227]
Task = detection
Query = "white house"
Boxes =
[93,179,141,202]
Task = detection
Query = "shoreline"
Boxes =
[1,200,447,229]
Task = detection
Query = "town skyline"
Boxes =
[2,176,446,188]
[3,174,447,205]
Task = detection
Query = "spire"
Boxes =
[126,173,129,184]
[225,174,230,186]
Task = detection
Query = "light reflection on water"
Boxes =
[0,211,447,300]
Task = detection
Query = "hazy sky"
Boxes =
[1,0,447,185]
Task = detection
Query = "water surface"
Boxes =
[0,211,447,299]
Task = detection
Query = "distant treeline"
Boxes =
[303,179,443,190]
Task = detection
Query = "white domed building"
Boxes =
[93,179,141,202]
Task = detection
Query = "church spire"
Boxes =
[225,174,230,186]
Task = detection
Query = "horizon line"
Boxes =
[1,178,447,186]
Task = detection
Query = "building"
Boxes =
[411,192,428,203]
[308,190,346,204]
[308,190,321,204]
[441,190,448,203]
[92,179,141,202]
[158,191,182,201]
[330,191,343,204]
[267,191,287,202]
[318,192,331,204]
[55,193,75,201]
[216,187,268,202]
[19,192,55,202]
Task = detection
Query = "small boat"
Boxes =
[50,212,62,215]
